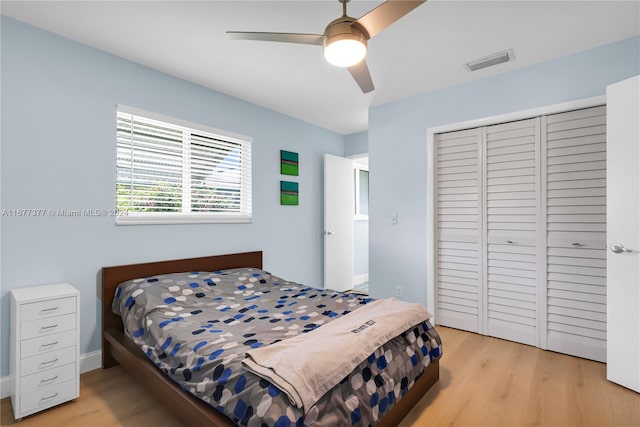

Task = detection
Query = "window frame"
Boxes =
[115,105,252,225]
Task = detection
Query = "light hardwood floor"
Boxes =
[2,327,638,426]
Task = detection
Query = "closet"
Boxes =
[435,105,606,362]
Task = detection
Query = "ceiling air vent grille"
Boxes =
[466,49,514,72]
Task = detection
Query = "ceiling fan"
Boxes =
[227,0,426,93]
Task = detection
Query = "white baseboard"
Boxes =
[0,350,102,399]
[79,350,102,373]
[353,273,369,286]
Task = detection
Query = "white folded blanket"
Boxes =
[242,297,432,411]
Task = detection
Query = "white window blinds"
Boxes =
[116,107,252,224]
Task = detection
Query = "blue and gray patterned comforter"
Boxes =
[112,268,442,426]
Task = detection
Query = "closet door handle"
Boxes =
[610,243,632,254]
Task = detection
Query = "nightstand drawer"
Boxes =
[21,313,76,340]
[20,379,77,415]
[21,330,76,358]
[20,363,76,394]
[21,297,76,320]
[21,346,76,377]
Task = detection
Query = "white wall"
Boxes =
[0,17,345,376]
[368,36,640,307]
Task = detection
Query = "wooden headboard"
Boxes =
[101,251,263,368]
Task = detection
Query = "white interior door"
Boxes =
[545,106,607,362]
[485,118,541,347]
[435,128,483,333]
[606,75,640,393]
[324,154,353,291]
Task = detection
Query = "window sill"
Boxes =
[116,213,252,225]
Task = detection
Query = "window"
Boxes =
[354,165,369,219]
[116,106,252,224]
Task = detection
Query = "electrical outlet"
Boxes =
[395,286,403,297]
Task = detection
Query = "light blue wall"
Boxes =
[353,220,369,277]
[368,36,640,307]
[345,131,368,157]
[0,17,345,376]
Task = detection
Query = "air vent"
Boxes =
[466,49,514,72]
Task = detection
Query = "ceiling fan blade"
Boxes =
[227,31,324,46]
[355,0,426,39]
[348,60,375,93]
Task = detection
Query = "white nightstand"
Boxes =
[10,283,80,420]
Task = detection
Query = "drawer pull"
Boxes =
[39,358,59,367]
[506,240,516,244]
[39,307,59,314]
[40,324,59,331]
[40,341,59,350]
[572,242,585,247]
[39,392,59,402]
[39,375,59,386]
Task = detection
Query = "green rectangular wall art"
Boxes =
[280,150,299,176]
[280,181,299,205]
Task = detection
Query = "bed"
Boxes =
[101,251,441,426]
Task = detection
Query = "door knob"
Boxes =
[326,231,334,235]
[610,243,632,254]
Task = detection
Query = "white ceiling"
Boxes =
[2,1,639,134]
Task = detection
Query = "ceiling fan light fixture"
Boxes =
[227,0,428,92]
[323,33,367,68]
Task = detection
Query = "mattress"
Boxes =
[112,268,442,426]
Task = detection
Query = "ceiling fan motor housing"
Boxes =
[323,16,369,51]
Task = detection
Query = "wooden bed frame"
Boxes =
[101,251,439,427]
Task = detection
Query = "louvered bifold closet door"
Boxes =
[545,105,607,362]
[435,129,482,332]
[485,118,540,346]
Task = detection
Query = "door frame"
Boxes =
[323,153,369,291]
[350,154,370,288]
[323,154,355,291]
[425,95,605,342]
